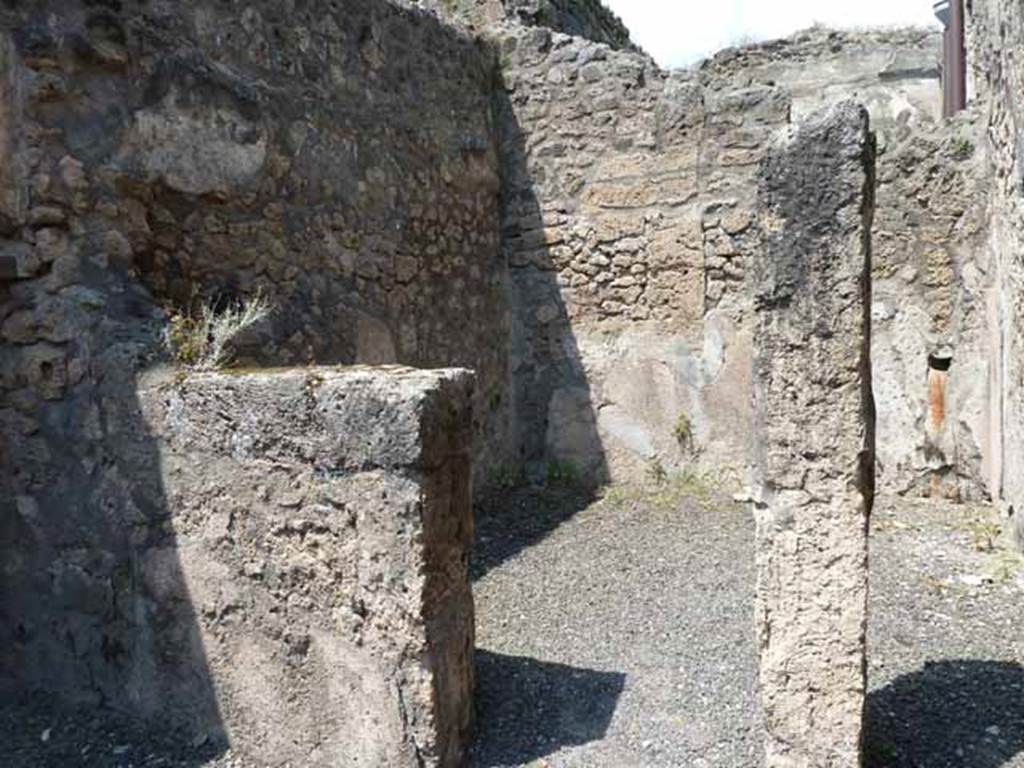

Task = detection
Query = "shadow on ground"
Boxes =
[468,80,609,581]
[470,650,625,767]
[0,692,224,768]
[866,659,1024,768]
[472,485,599,581]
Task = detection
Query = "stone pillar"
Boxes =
[138,366,476,768]
[751,102,876,768]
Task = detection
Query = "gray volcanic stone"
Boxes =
[137,366,476,768]
[971,0,1024,553]
[751,101,877,768]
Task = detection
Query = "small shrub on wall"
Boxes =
[164,292,272,371]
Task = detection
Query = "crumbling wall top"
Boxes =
[419,0,637,51]
[701,25,940,74]
[143,365,476,472]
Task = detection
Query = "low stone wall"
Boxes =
[33,366,476,767]
[140,366,475,766]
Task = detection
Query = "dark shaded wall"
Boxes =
[0,0,505,730]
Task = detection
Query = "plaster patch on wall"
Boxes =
[130,97,268,195]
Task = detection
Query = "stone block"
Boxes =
[137,366,476,768]
[751,102,876,768]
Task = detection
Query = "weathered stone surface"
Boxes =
[970,0,1024,551]
[0,0,971,500]
[0,3,488,760]
[870,111,989,500]
[0,0,511,489]
[751,102,876,767]
[489,18,955,488]
[137,366,475,767]
[6,10,931,499]
[429,0,637,50]
[703,27,942,130]
[492,21,785,483]
[3,1,1022,760]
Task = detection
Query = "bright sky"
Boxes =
[603,0,940,68]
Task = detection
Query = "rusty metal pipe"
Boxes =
[935,0,966,116]
[949,0,966,114]
[942,23,953,117]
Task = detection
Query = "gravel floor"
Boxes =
[866,495,1024,768]
[470,485,1024,768]
[2,486,1022,768]
[470,482,762,768]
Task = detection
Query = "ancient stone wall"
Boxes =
[6,0,1019,760]
[0,0,489,746]
[0,0,976,538]
[136,367,475,766]
[969,0,1024,546]
[870,111,990,499]
[488,19,978,494]
[702,28,1000,501]
[702,28,942,128]
[490,20,787,483]
[0,0,511,483]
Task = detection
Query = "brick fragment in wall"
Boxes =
[751,102,876,768]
